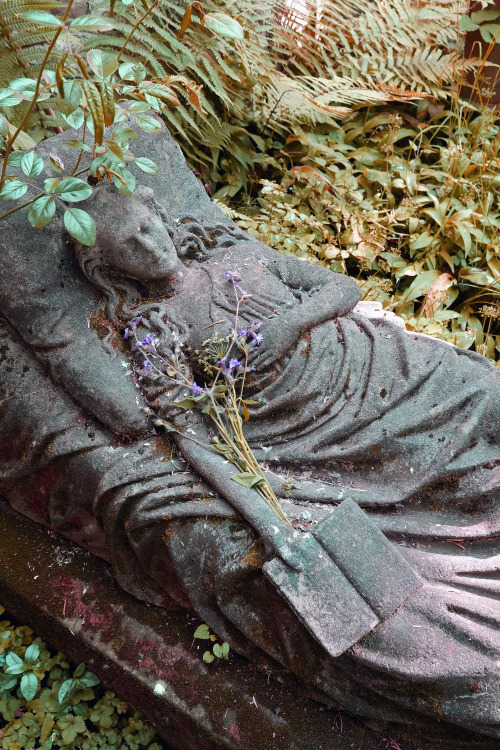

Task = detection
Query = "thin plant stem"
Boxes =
[1,0,76,188]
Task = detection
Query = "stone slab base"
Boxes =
[0,500,387,750]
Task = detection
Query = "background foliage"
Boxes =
[1,0,500,363]
[0,604,166,750]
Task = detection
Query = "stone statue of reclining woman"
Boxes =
[2,181,500,748]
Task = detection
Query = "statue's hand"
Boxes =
[247,315,301,370]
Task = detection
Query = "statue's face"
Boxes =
[97,186,178,281]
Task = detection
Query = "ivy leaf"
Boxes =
[5,651,24,673]
[0,178,28,201]
[135,157,158,175]
[28,195,56,229]
[21,152,44,178]
[20,672,38,701]
[70,15,115,31]
[202,651,215,663]
[193,624,210,639]
[204,12,244,40]
[64,207,96,246]
[135,114,162,134]
[20,10,63,27]
[54,177,92,202]
[0,88,23,108]
[230,472,265,488]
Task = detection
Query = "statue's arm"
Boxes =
[264,250,362,327]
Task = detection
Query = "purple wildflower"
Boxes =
[217,356,227,371]
[237,328,248,337]
[204,184,211,196]
[191,382,204,395]
[129,317,142,328]
[252,332,264,346]
[142,360,152,373]
[228,358,241,371]
[123,327,130,339]
[226,270,241,283]
[192,169,199,177]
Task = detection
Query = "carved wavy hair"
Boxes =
[73,184,248,326]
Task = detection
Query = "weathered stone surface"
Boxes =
[0,500,382,750]
[1,118,500,747]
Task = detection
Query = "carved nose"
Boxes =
[135,185,155,202]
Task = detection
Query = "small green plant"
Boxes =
[193,624,230,664]
[0,604,166,749]
[0,0,241,245]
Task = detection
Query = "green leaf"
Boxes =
[8,78,50,101]
[112,167,135,195]
[135,114,162,134]
[21,152,44,178]
[221,642,230,656]
[65,139,92,152]
[112,125,138,145]
[0,115,9,138]
[173,397,197,409]
[49,153,64,173]
[118,62,146,83]
[20,10,63,27]
[212,643,223,658]
[0,88,23,108]
[87,49,118,79]
[5,651,24,673]
[204,12,244,40]
[203,651,215,663]
[54,177,92,202]
[62,108,84,129]
[58,677,76,704]
[0,675,18,691]
[0,178,28,201]
[44,178,60,193]
[73,662,86,678]
[20,672,38,701]
[56,80,83,116]
[24,643,40,665]
[77,670,100,688]
[64,207,96,246]
[193,624,210,639]
[459,15,479,31]
[135,157,158,175]
[127,101,150,113]
[7,152,24,166]
[28,195,56,229]
[70,15,114,31]
[230,472,265,488]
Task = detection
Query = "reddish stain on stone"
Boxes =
[26,466,56,520]
[226,724,242,741]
